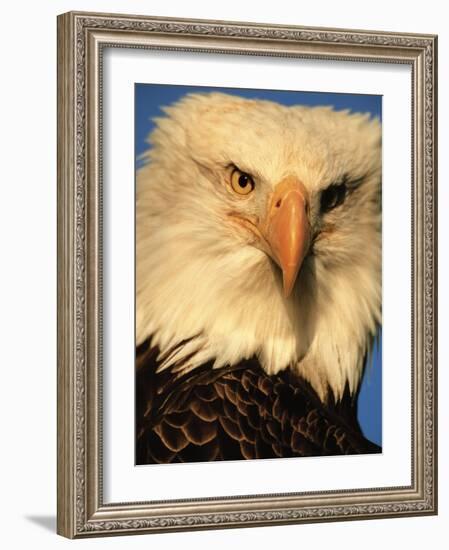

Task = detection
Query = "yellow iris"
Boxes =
[230,169,255,196]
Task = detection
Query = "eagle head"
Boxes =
[136,92,381,401]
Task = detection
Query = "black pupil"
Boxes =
[238,174,250,188]
[321,183,347,211]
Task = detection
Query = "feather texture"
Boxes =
[136,338,380,464]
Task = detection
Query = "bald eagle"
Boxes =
[136,92,381,464]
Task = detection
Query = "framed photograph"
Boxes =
[57,11,438,538]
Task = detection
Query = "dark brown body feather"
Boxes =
[136,338,380,464]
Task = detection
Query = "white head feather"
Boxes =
[136,92,381,401]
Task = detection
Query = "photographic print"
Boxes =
[57,12,437,537]
[135,84,382,465]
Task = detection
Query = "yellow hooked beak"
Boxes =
[261,177,310,297]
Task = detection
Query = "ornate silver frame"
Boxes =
[57,11,438,538]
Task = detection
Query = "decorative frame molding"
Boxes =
[57,11,438,538]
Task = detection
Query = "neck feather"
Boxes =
[137,219,380,402]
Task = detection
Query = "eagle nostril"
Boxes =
[275,199,282,208]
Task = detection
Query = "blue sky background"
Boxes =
[135,83,382,446]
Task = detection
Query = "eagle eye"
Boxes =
[230,168,255,196]
[320,182,347,212]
